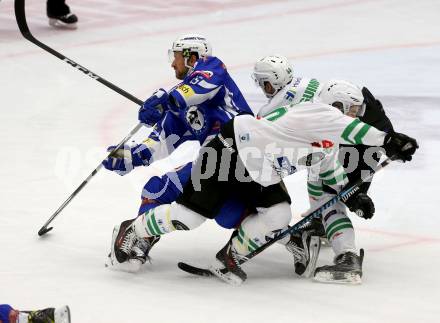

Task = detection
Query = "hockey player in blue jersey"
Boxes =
[103,34,254,271]
[103,34,252,175]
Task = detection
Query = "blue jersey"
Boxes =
[168,56,252,143]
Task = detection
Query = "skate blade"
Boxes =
[303,236,321,278]
[209,261,244,286]
[313,271,362,285]
[48,18,78,30]
[55,305,71,323]
[105,254,143,273]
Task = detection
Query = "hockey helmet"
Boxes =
[169,34,212,61]
[252,55,293,98]
[318,80,365,117]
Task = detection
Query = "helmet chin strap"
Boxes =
[184,56,195,76]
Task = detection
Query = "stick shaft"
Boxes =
[14,0,143,106]
[241,157,393,262]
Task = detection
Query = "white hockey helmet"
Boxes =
[252,55,294,98]
[169,34,212,62]
[319,80,365,117]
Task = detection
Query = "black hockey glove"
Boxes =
[344,192,375,219]
[362,87,384,114]
[383,132,418,162]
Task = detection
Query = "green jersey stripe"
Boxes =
[353,123,371,144]
[265,107,288,122]
[341,119,361,144]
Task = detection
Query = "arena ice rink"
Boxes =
[1,0,440,322]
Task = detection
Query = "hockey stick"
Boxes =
[179,155,395,277]
[242,158,393,260]
[13,0,148,236]
[14,0,143,106]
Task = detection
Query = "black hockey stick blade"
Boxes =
[14,0,150,237]
[38,226,53,236]
[178,262,215,277]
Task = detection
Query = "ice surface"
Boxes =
[1,0,440,322]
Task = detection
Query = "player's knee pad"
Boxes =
[239,202,291,238]
[256,202,292,231]
[170,203,206,230]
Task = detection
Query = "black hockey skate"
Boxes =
[48,13,78,29]
[25,305,71,323]
[285,228,321,277]
[314,249,364,284]
[211,234,247,285]
[113,219,138,263]
[106,219,161,272]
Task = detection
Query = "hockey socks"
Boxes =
[133,203,206,239]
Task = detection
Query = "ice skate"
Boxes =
[106,219,160,272]
[106,219,142,272]
[285,229,321,277]
[131,235,161,264]
[26,305,71,323]
[210,236,247,285]
[48,13,78,29]
[314,249,364,284]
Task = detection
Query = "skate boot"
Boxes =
[285,228,321,277]
[131,235,161,264]
[48,13,78,29]
[211,234,247,285]
[301,215,330,246]
[26,305,71,323]
[314,249,364,284]
[106,219,141,272]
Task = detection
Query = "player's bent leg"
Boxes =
[139,162,193,212]
[233,202,292,255]
[107,202,207,272]
[133,202,206,238]
[211,202,291,285]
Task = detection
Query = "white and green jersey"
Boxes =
[234,102,386,187]
[257,77,322,118]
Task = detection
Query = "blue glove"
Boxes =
[139,88,169,125]
[102,144,152,176]
[0,304,14,323]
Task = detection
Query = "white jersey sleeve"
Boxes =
[234,102,386,186]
